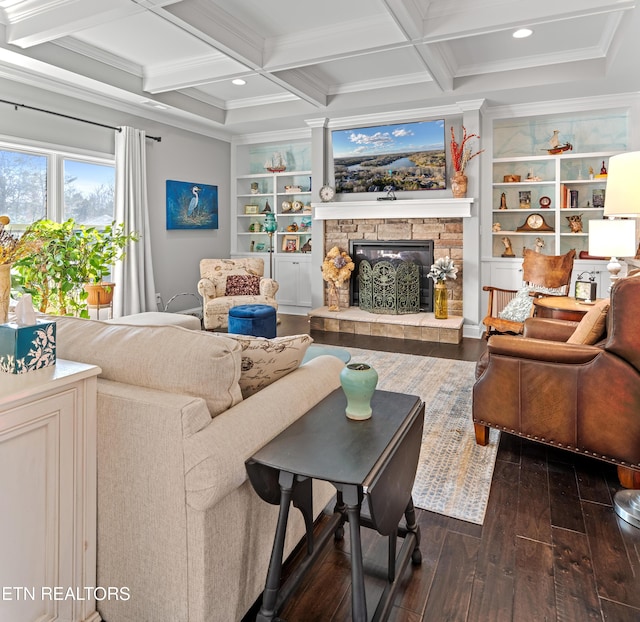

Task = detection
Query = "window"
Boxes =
[0,149,47,224]
[0,142,115,227]
[63,159,115,225]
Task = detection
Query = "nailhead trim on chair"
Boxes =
[473,419,640,469]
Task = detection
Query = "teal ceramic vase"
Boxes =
[340,362,378,420]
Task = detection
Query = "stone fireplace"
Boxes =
[325,218,463,314]
[309,198,475,343]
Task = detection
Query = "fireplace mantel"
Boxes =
[312,198,474,220]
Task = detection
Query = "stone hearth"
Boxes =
[309,306,463,344]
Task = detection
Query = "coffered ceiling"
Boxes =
[0,0,638,138]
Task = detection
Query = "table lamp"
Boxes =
[602,151,640,219]
[588,218,636,291]
[596,152,640,529]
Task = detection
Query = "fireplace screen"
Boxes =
[358,258,420,314]
[350,240,434,312]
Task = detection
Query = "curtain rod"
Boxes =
[0,98,162,142]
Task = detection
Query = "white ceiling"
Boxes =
[0,0,638,139]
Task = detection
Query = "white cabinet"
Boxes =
[275,254,312,309]
[0,360,101,622]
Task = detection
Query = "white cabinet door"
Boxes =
[275,255,312,307]
[489,260,523,290]
[0,361,100,622]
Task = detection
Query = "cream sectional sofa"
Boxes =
[53,316,343,622]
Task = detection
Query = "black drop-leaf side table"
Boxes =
[246,388,425,622]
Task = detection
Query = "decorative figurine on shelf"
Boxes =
[526,168,542,181]
[264,152,286,173]
[534,237,545,253]
[566,213,583,233]
[300,239,312,253]
[546,130,572,155]
[501,236,515,257]
[492,222,502,232]
[250,182,259,194]
[589,166,594,180]
[261,200,272,213]
[595,161,608,179]
[286,222,299,232]
[499,192,508,210]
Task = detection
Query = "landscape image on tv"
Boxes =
[331,120,446,194]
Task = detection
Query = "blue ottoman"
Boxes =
[228,304,277,338]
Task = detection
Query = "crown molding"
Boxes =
[231,126,311,145]
[485,92,639,120]
[326,103,468,130]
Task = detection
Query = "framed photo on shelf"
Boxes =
[282,235,299,252]
[519,190,531,209]
[244,204,259,214]
[592,189,605,208]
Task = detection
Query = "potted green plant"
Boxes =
[13,218,138,318]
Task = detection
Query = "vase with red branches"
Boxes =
[450,126,484,198]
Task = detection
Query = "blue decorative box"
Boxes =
[0,320,56,374]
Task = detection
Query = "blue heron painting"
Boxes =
[166,180,218,229]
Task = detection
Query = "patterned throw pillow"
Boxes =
[220,333,313,398]
[225,274,261,296]
[498,287,534,322]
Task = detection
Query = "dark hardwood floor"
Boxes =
[244,314,640,622]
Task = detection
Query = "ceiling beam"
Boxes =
[4,0,141,48]
[381,0,427,40]
[159,0,264,71]
[268,68,327,108]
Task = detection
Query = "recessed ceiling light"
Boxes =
[513,28,533,39]
[232,78,246,86]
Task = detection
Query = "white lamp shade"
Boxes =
[604,151,640,217]
[589,218,637,257]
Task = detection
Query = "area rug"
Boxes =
[342,347,500,525]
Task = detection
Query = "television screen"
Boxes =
[331,120,446,194]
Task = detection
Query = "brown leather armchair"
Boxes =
[473,273,640,488]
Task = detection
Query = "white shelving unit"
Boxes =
[484,108,632,295]
[231,134,314,312]
[491,152,616,259]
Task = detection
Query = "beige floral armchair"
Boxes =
[197,258,279,330]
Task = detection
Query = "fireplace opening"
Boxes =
[349,240,434,312]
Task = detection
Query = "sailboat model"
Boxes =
[264,152,287,173]
[546,130,573,155]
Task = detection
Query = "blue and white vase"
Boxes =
[340,362,378,420]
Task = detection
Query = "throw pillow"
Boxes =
[567,299,610,345]
[225,274,261,296]
[220,333,312,398]
[498,287,534,322]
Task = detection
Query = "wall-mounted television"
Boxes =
[331,119,446,194]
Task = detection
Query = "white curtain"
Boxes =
[113,126,156,317]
